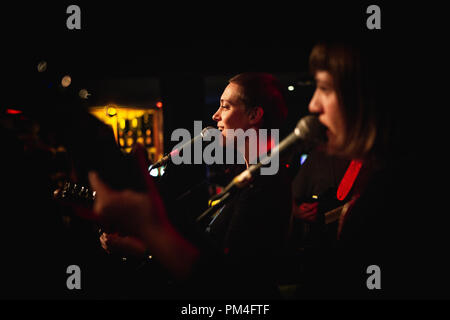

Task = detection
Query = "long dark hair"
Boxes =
[309,42,392,161]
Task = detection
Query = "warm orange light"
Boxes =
[107,107,117,117]
[156,101,163,108]
[61,75,72,88]
[119,119,126,130]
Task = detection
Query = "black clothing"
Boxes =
[207,167,292,256]
[185,165,293,299]
[297,156,449,299]
[290,149,350,251]
[292,149,350,204]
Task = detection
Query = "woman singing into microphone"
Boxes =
[296,41,430,299]
[96,73,293,299]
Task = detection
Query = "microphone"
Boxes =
[149,126,215,171]
[219,115,326,196]
[196,115,326,223]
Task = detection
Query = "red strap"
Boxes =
[336,160,363,201]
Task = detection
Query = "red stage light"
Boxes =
[6,109,22,115]
[156,101,163,108]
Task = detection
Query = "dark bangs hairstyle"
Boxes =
[228,72,288,130]
[309,42,391,161]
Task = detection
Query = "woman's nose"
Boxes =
[308,90,322,114]
[212,108,221,121]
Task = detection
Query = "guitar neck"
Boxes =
[55,181,96,202]
[324,204,345,225]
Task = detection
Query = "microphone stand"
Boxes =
[198,115,327,224]
[148,153,170,172]
[205,114,325,206]
[196,165,261,223]
[196,191,232,222]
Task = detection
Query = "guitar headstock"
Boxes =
[54,181,96,204]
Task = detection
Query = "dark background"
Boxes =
[2,2,421,138]
[2,2,419,157]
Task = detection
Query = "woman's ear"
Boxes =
[249,106,264,126]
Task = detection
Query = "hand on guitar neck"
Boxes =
[293,201,319,223]
[53,179,152,261]
[293,189,347,226]
[99,232,148,259]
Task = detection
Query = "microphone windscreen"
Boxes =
[201,126,217,138]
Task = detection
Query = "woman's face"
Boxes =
[309,70,346,154]
[212,82,252,137]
